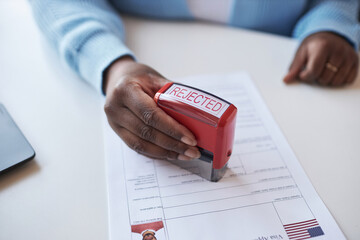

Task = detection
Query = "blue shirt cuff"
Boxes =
[295,19,360,51]
[76,31,135,94]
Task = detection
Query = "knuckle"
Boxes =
[131,141,145,154]
[309,38,327,51]
[166,128,179,139]
[139,125,155,141]
[115,84,131,100]
[126,81,141,91]
[142,108,158,125]
[319,39,331,49]
[165,140,183,153]
[166,151,178,161]
[322,42,330,50]
[112,82,126,96]
[104,102,115,116]
[115,79,138,100]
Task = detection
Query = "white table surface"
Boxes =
[0,1,359,240]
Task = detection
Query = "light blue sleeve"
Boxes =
[293,0,360,51]
[29,0,135,94]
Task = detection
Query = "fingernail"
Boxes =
[178,154,192,161]
[184,148,201,159]
[284,77,293,84]
[181,136,197,146]
[167,156,177,161]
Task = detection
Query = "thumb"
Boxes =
[283,50,307,84]
[147,77,171,97]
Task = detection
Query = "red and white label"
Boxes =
[160,84,229,118]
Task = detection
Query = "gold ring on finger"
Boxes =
[326,62,338,73]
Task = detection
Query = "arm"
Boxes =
[29,0,135,93]
[284,0,359,86]
[29,0,200,160]
[293,0,360,50]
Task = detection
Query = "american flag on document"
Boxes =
[284,219,324,240]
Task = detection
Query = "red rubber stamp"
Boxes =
[154,82,237,181]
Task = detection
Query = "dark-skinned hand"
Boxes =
[103,56,201,161]
[284,32,359,86]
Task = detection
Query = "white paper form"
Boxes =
[104,72,345,240]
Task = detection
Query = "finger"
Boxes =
[345,65,358,85]
[345,57,359,85]
[299,49,327,83]
[109,121,193,161]
[123,84,197,146]
[318,54,344,86]
[113,107,200,158]
[283,49,307,83]
[330,61,353,86]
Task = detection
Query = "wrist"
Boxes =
[103,55,135,95]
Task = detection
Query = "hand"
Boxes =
[103,56,201,161]
[284,32,359,86]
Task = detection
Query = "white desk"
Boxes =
[0,1,359,239]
